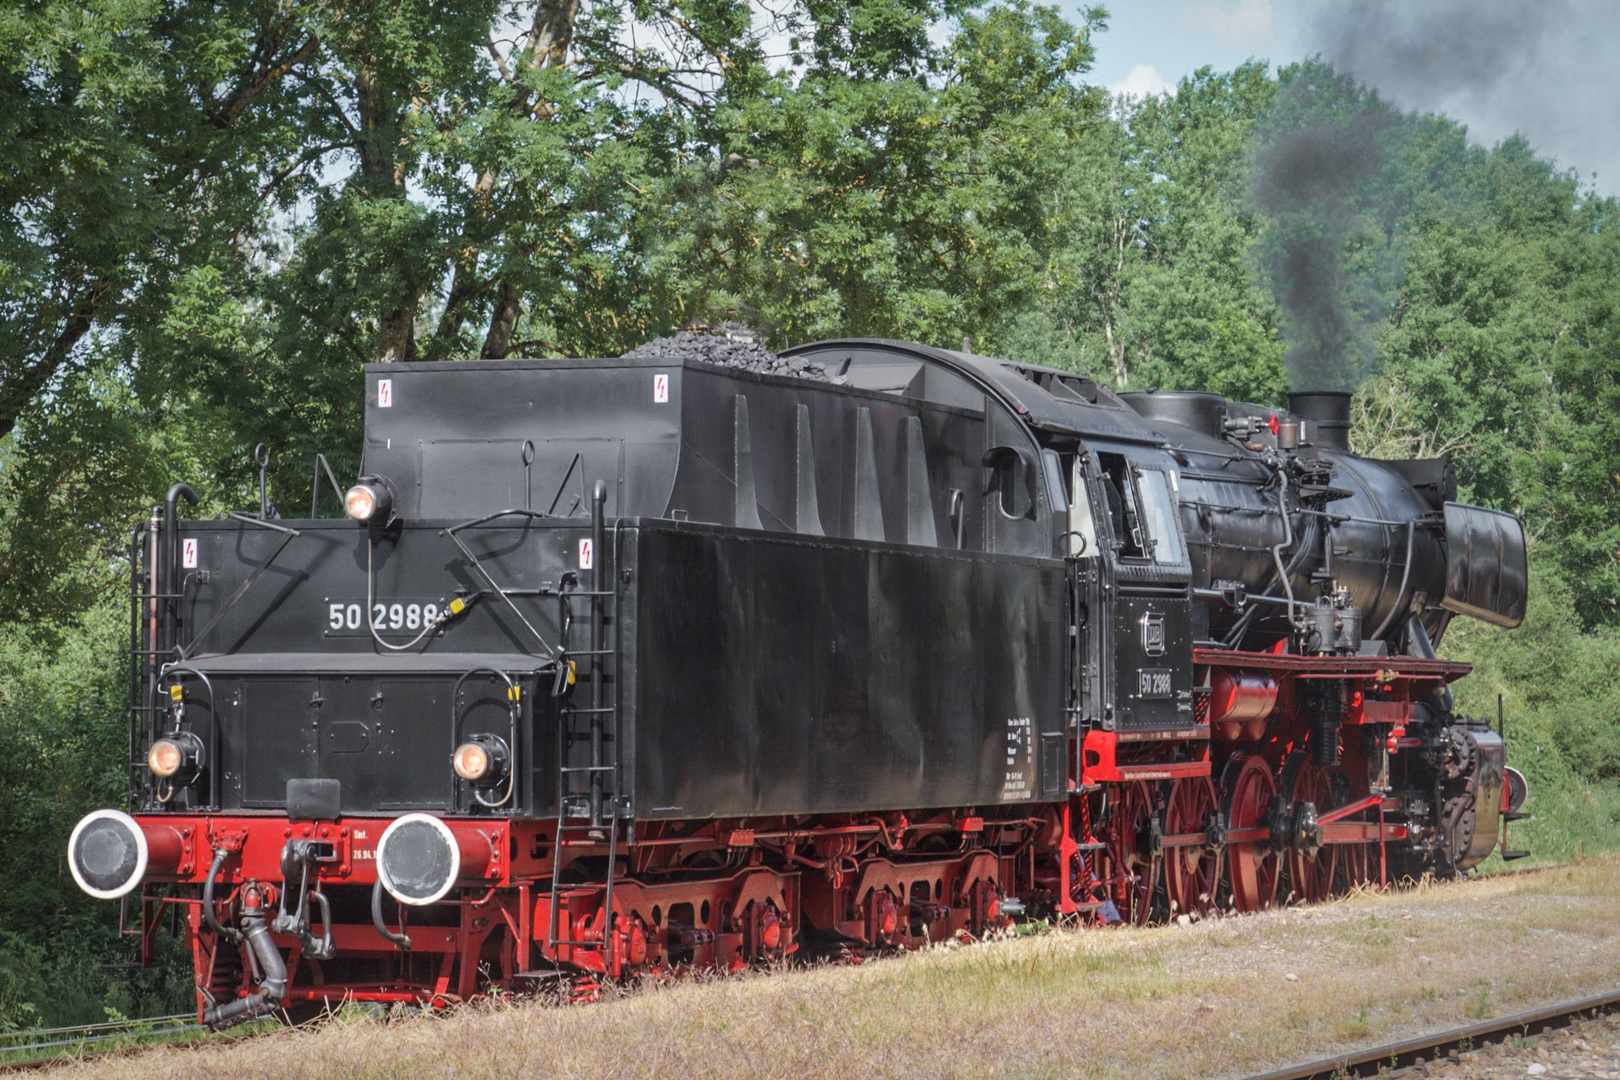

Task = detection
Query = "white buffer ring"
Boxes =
[376,813,462,906]
[67,809,150,901]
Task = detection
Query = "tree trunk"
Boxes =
[355,66,418,365]
[0,279,108,442]
[481,278,521,358]
[450,0,581,359]
[1097,199,1130,388]
[529,0,581,68]
[421,251,490,361]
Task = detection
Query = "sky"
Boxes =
[1079,0,1620,198]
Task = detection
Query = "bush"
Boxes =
[1446,561,1620,865]
[0,600,193,1027]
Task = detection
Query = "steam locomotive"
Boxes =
[67,338,1529,1025]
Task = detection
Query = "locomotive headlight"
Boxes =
[147,731,205,781]
[344,475,395,523]
[453,734,509,783]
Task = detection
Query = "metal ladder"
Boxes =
[547,486,626,954]
[128,514,182,811]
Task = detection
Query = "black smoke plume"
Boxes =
[1308,0,1570,116]
[1251,66,1399,392]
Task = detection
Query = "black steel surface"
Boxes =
[630,522,1068,818]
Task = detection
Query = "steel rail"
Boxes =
[0,1022,268,1073]
[0,1013,204,1072]
[0,1013,194,1045]
[1244,987,1620,1080]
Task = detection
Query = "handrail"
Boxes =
[310,453,346,518]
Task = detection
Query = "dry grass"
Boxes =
[45,856,1620,1080]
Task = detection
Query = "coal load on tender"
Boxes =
[623,327,837,382]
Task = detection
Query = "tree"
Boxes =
[0,0,324,443]
[627,2,1109,351]
[1004,62,1288,404]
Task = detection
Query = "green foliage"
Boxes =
[0,600,193,1027]
[1376,151,1620,622]
[646,2,1106,349]
[1450,567,1620,786]
[1002,62,1289,403]
[1446,565,1620,864]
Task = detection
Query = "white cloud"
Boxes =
[1181,0,1275,50]
[1110,63,1174,99]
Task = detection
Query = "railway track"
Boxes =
[0,1013,266,1073]
[1247,988,1620,1080]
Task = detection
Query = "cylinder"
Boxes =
[1208,669,1277,723]
[1208,669,1277,740]
[375,813,492,906]
[67,810,183,900]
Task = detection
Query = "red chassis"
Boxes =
[127,810,1031,1018]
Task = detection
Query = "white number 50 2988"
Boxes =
[327,601,439,633]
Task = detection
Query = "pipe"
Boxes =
[1369,521,1417,641]
[161,484,198,658]
[1221,510,1319,649]
[201,849,240,942]
[163,484,198,584]
[242,915,287,1001]
[371,878,412,951]
[202,893,286,1029]
[145,510,161,750]
[589,480,607,828]
[1269,468,1297,628]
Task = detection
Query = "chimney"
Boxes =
[1287,391,1352,452]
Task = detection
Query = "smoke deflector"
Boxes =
[1441,501,1528,628]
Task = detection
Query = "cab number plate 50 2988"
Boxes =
[1137,668,1173,699]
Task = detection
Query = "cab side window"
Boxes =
[1096,454,1187,566]
[1133,467,1188,566]
[1066,457,1100,557]
[1097,453,1146,558]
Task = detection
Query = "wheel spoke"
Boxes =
[1101,781,1159,925]
[1223,755,1278,913]
[1287,763,1337,904]
[1164,776,1220,918]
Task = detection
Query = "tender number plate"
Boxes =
[324,600,444,637]
[1137,668,1173,699]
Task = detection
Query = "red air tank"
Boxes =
[1208,669,1277,741]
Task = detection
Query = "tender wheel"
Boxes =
[1101,781,1158,925]
[1163,776,1220,918]
[1223,755,1279,913]
[1287,762,1337,904]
